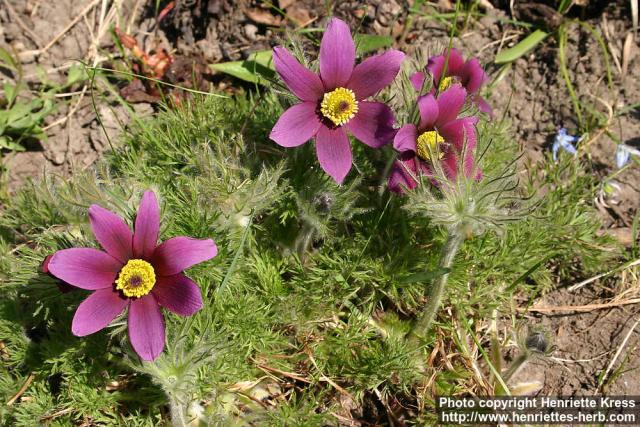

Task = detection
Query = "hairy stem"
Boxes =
[168,395,189,427]
[502,353,529,383]
[407,229,464,346]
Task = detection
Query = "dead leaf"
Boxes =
[286,4,314,27]
[245,8,281,26]
[120,79,161,103]
[279,0,296,8]
[437,0,454,10]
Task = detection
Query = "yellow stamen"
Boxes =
[115,259,156,298]
[416,130,445,161]
[320,87,358,126]
[438,76,453,92]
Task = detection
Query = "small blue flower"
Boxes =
[614,144,640,169]
[552,128,579,161]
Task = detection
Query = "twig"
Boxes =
[524,298,640,313]
[6,372,35,406]
[550,351,611,364]
[40,407,74,421]
[305,348,355,400]
[255,363,311,384]
[596,318,640,394]
[1,0,43,48]
[23,0,103,57]
[43,85,89,131]
[476,33,519,56]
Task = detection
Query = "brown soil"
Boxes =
[512,286,640,396]
[2,0,639,407]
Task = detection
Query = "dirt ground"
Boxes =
[1,0,639,407]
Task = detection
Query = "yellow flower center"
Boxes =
[438,76,453,92]
[416,130,445,161]
[115,259,156,298]
[320,87,358,126]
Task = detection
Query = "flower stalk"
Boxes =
[407,228,464,346]
[168,395,189,427]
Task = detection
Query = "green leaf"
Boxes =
[400,267,451,284]
[0,136,25,151]
[0,47,17,71]
[505,254,554,292]
[66,64,88,86]
[354,34,394,55]
[494,29,549,64]
[209,50,274,85]
[7,102,36,127]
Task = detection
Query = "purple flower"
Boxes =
[269,18,405,184]
[388,85,480,193]
[46,191,217,361]
[410,48,492,116]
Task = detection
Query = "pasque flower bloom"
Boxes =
[410,48,492,116]
[388,84,480,193]
[46,191,217,361]
[270,18,405,184]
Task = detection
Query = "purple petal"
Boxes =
[42,255,52,274]
[388,159,418,194]
[88,204,133,262]
[270,102,322,148]
[464,153,479,179]
[151,237,218,276]
[410,71,426,92]
[441,149,460,181]
[72,288,128,336]
[441,147,477,181]
[319,18,355,89]
[475,95,493,117]
[128,295,165,361]
[48,248,122,290]
[393,124,418,155]
[438,116,479,152]
[133,191,160,260]
[346,101,395,148]
[418,94,439,131]
[435,84,467,128]
[347,50,405,100]
[315,126,352,184]
[427,55,446,85]
[153,274,203,316]
[427,48,465,85]
[444,48,465,75]
[272,46,324,101]
[460,58,487,94]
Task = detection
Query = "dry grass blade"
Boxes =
[6,372,35,406]
[595,318,640,394]
[568,257,640,291]
[1,0,42,48]
[524,298,640,313]
[19,0,103,59]
[621,32,634,77]
[601,14,622,74]
[632,0,638,35]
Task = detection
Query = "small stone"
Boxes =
[244,24,258,41]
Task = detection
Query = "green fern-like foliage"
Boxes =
[0,92,615,425]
